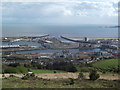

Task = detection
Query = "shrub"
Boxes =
[66,64,77,72]
[28,69,31,72]
[102,71,106,74]
[89,70,100,81]
[78,72,85,80]
[30,73,35,77]
[21,73,36,80]
[21,74,29,80]
[9,74,16,77]
[66,78,74,85]
[2,74,5,77]
[53,71,57,73]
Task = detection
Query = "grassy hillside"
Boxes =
[2,76,119,88]
[2,65,28,74]
[92,59,119,72]
[2,64,66,74]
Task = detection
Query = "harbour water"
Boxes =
[2,41,42,47]
[2,24,117,53]
[2,40,101,53]
[2,48,100,54]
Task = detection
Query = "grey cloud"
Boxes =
[2,1,118,25]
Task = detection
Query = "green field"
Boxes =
[30,69,65,73]
[92,59,119,72]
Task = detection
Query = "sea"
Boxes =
[2,24,118,38]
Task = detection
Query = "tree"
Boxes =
[89,70,100,81]
[67,62,77,72]
[8,63,20,67]
[66,63,77,72]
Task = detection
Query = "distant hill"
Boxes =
[105,26,120,28]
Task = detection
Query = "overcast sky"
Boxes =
[1,0,119,25]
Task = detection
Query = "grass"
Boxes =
[30,69,65,73]
[3,65,28,74]
[92,59,119,71]
[2,76,119,88]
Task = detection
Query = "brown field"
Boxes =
[1,72,119,80]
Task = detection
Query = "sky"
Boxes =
[1,0,119,25]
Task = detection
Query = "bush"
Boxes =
[21,73,36,80]
[78,72,85,80]
[9,74,16,78]
[2,74,5,77]
[102,71,106,74]
[66,63,77,72]
[53,71,57,73]
[28,69,31,72]
[30,73,35,77]
[89,70,100,81]
[66,78,74,85]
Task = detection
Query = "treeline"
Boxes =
[3,56,27,60]
[29,60,77,72]
[2,60,77,73]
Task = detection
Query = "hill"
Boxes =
[92,59,119,72]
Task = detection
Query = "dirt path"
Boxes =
[1,73,119,80]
